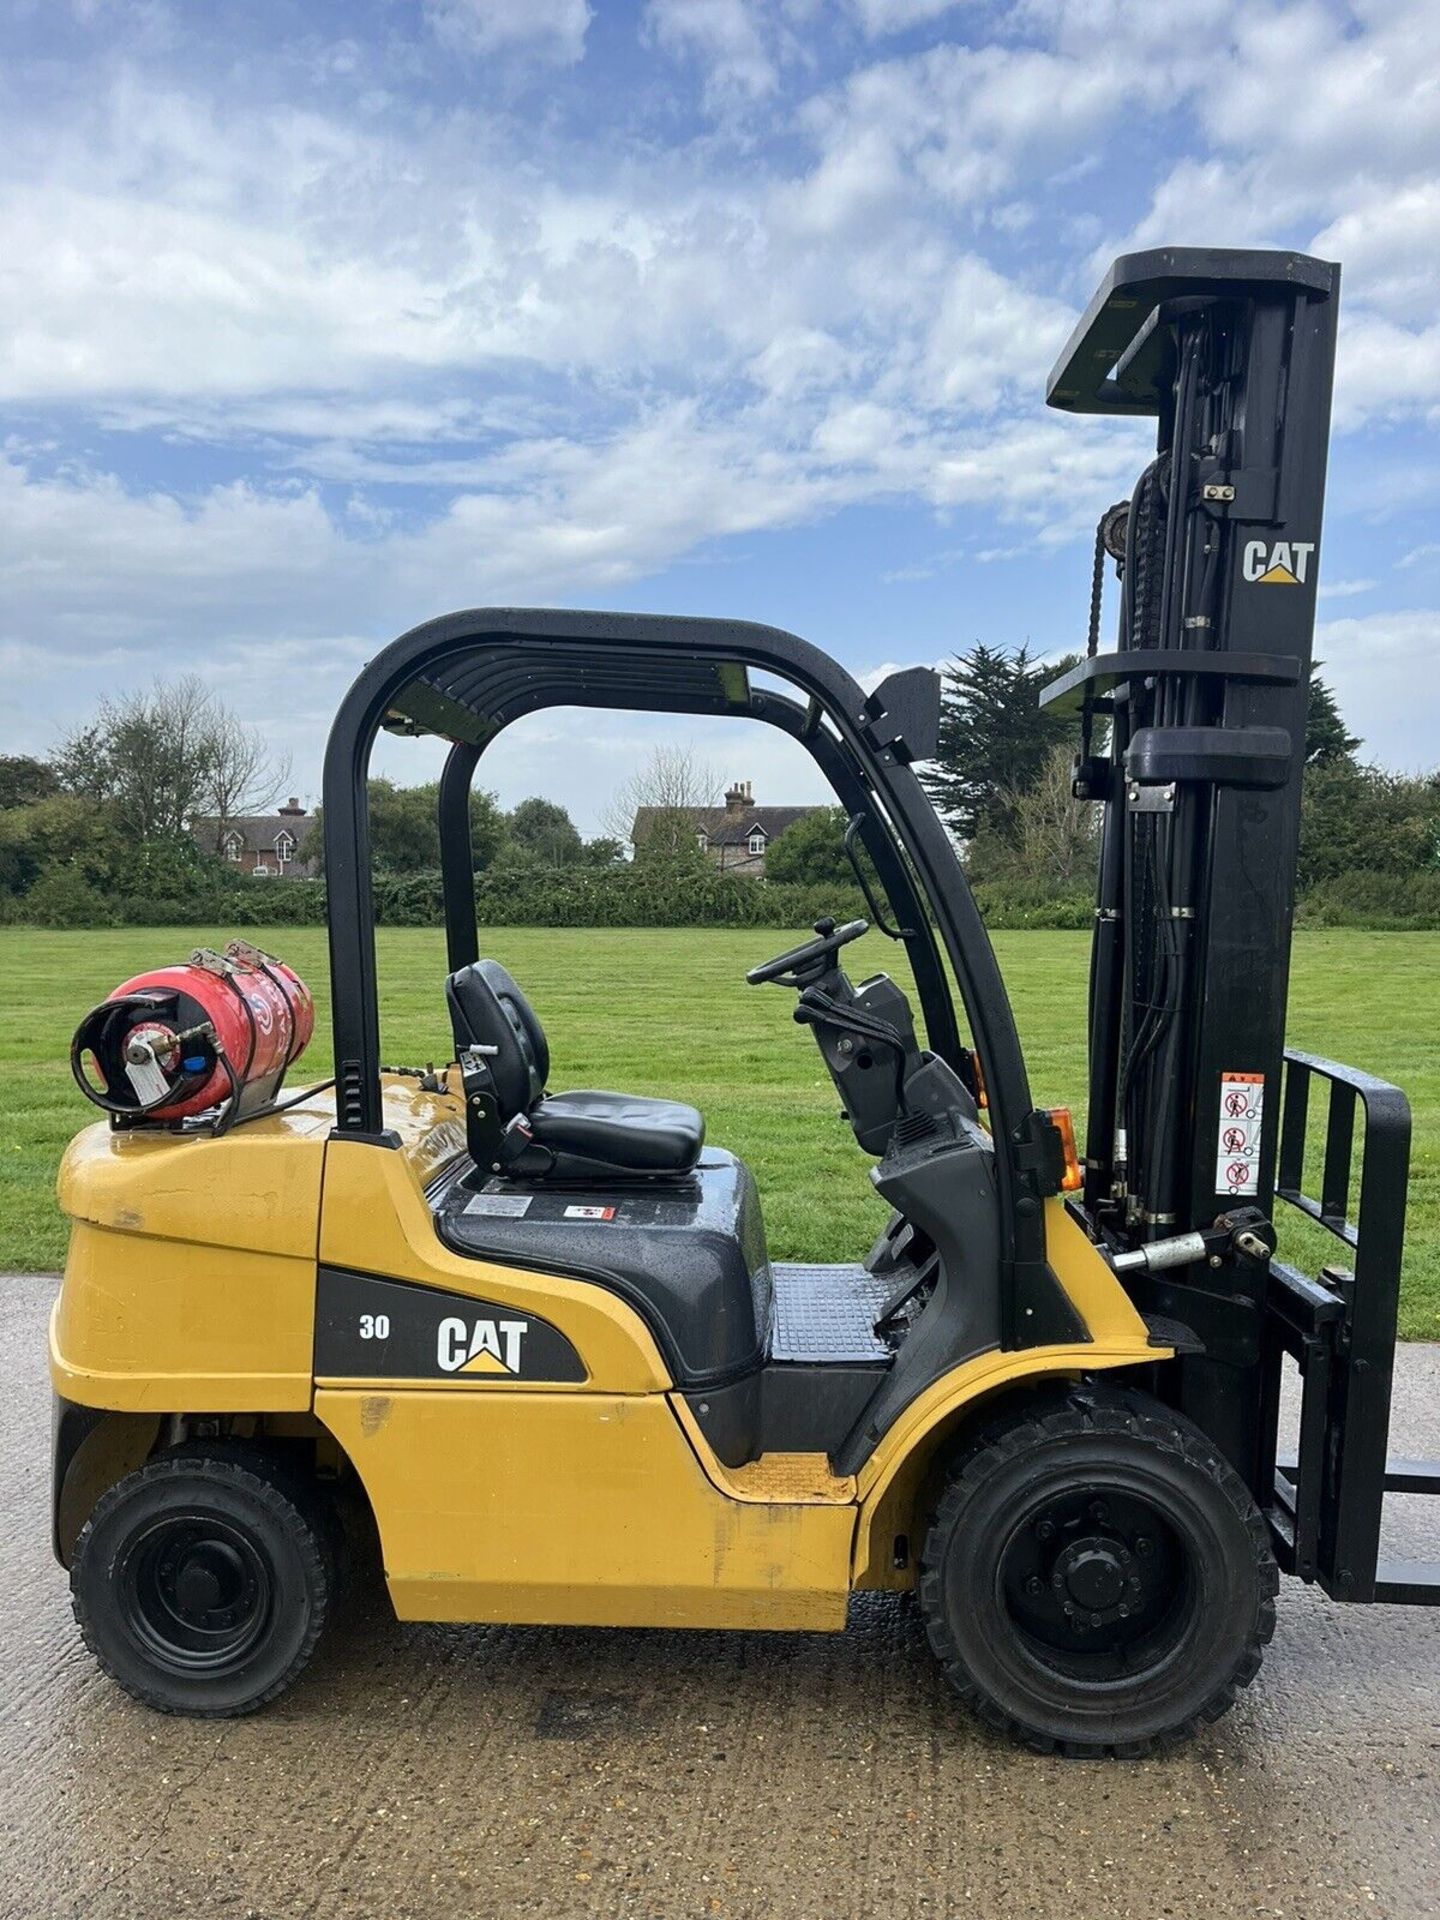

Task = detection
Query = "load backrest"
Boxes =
[445,959,550,1120]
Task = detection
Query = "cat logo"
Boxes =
[1242,539,1316,586]
[437,1315,528,1375]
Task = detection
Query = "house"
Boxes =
[632,780,823,877]
[193,797,317,878]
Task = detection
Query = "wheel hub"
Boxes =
[123,1514,271,1666]
[1052,1534,1135,1622]
[168,1540,248,1624]
[1002,1490,1177,1653]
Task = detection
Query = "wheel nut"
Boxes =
[1051,1572,1064,1592]
[1136,1535,1154,1557]
[1036,1520,1055,1541]
[1025,1575,1044,1596]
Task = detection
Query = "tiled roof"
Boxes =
[194,815,308,855]
[632,804,821,847]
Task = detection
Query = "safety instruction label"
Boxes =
[1216,1072,1265,1197]
[563,1204,617,1222]
[464,1192,532,1218]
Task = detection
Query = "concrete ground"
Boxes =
[3,1274,1438,1920]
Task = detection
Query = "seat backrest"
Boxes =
[445,959,550,1120]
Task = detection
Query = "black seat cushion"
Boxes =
[446,959,704,1179]
[530,1088,704,1180]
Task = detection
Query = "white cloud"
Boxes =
[922,255,1075,409]
[422,0,592,63]
[1087,0,1440,432]
[1202,1,1440,183]
[644,0,782,107]
[1334,313,1440,430]
[1313,185,1440,327]
[3,0,1440,794]
[0,187,466,403]
[850,0,967,34]
[1315,609,1440,769]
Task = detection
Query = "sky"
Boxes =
[3,0,1439,832]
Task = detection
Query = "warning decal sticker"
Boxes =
[1216,1072,1265,1197]
[463,1192,533,1218]
[562,1204,617,1222]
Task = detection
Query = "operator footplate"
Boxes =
[770,1263,892,1364]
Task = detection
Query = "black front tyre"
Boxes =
[918,1386,1278,1756]
[70,1444,335,1717]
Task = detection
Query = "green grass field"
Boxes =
[3,926,1437,1336]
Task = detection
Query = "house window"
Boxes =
[222,833,243,861]
[748,831,766,856]
[275,831,296,866]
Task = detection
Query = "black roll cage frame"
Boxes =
[321,608,1076,1350]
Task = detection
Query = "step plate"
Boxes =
[770,1263,893,1364]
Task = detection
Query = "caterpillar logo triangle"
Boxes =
[461,1347,512,1375]
[1256,562,1300,586]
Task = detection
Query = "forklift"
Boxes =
[51,248,1440,1754]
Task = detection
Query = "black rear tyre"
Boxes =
[71,1443,335,1717]
[918,1386,1277,1755]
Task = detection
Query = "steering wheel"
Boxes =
[746,916,869,988]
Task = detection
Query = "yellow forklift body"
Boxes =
[52,1082,1162,1632]
[317,1389,858,1629]
[52,1112,327,1412]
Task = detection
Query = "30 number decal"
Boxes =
[358,1313,391,1340]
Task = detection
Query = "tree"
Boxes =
[203,706,292,851]
[0,755,60,811]
[1299,759,1440,888]
[81,676,217,841]
[302,779,507,875]
[973,743,1100,891]
[581,835,625,868]
[50,724,113,802]
[1306,666,1361,765]
[0,791,126,897]
[53,676,289,848]
[924,644,1082,843]
[763,806,869,888]
[505,797,584,867]
[606,745,718,864]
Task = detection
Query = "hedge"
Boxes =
[0,864,869,931]
[6,860,1439,932]
[377,867,870,929]
[1296,869,1440,931]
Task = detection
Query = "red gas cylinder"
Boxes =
[72,940,314,1124]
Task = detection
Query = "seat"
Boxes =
[446,960,704,1181]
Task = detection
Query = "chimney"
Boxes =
[725,780,747,815]
[278,796,306,817]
